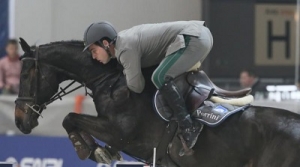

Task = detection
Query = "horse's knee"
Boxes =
[62,113,79,132]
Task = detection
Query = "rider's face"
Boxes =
[89,44,110,64]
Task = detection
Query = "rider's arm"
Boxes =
[119,50,145,93]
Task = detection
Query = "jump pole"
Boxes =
[153,147,156,167]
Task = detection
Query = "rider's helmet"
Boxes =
[83,21,117,51]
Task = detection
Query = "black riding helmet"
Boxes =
[83,21,117,51]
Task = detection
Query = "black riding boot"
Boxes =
[160,78,202,149]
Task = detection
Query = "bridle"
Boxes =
[15,47,120,118]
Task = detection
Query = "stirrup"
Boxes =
[178,123,203,156]
[178,134,194,156]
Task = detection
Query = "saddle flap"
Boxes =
[154,71,214,121]
[186,71,213,88]
[154,87,214,122]
[185,87,213,112]
[154,91,173,121]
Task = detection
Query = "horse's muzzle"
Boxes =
[15,107,37,134]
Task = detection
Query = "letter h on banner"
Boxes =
[268,21,291,59]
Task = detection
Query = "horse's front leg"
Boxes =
[62,112,122,164]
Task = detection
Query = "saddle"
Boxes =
[188,71,252,97]
[154,70,253,124]
[152,71,252,162]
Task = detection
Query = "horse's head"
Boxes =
[14,38,121,134]
[15,38,59,134]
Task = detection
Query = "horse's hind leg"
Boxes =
[62,112,123,163]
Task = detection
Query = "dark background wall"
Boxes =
[202,0,297,79]
[0,0,8,58]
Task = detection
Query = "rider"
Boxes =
[83,21,213,149]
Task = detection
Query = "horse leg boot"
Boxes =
[79,131,123,163]
[62,115,92,160]
[160,78,203,151]
[68,131,92,160]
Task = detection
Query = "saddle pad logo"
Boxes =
[213,105,228,113]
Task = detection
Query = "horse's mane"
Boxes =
[40,40,84,47]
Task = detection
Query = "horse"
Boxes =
[15,38,300,167]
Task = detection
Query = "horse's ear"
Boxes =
[19,37,31,53]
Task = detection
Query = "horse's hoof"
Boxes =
[111,151,123,161]
[104,145,123,161]
[94,147,112,164]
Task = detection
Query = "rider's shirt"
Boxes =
[114,21,205,93]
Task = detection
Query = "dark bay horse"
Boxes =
[15,38,300,167]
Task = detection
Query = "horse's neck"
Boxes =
[40,45,101,86]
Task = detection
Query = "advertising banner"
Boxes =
[0,136,144,167]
